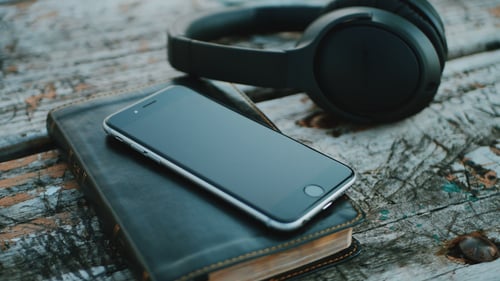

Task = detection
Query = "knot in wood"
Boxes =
[445,232,499,264]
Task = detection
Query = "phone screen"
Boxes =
[104,86,354,230]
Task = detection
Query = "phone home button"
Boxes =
[304,185,325,197]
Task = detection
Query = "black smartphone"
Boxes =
[103,85,355,231]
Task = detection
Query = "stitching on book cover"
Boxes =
[178,200,363,281]
[270,241,359,281]
[47,81,364,281]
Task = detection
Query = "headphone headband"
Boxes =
[168,3,445,123]
[176,6,322,40]
[168,6,322,88]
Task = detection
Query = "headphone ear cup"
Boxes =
[313,20,421,118]
[322,0,447,68]
[298,6,443,122]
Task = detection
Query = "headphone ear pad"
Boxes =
[297,5,443,122]
[322,0,446,68]
[313,22,421,118]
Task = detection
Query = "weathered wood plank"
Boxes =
[442,0,500,59]
[1,0,500,160]
[1,0,499,280]
[0,150,134,281]
[0,142,497,280]
[1,53,498,281]
[326,196,499,281]
[256,49,500,280]
[0,0,207,160]
[257,48,500,220]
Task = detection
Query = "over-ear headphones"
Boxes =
[168,0,447,123]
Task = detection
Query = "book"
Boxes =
[46,77,364,281]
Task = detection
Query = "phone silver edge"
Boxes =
[102,88,356,231]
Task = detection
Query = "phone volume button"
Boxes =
[130,143,147,155]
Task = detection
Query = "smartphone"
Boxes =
[103,85,355,231]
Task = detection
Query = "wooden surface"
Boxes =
[1,0,499,280]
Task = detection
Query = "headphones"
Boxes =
[168,0,447,123]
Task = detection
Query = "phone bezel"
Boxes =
[103,86,356,231]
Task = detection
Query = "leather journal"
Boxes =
[46,77,364,281]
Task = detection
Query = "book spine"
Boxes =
[46,114,151,281]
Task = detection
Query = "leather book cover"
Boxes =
[47,77,364,281]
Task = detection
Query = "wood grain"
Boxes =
[0,150,133,280]
[1,0,500,280]
[257,49,500,281]
[1,0,500,160]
